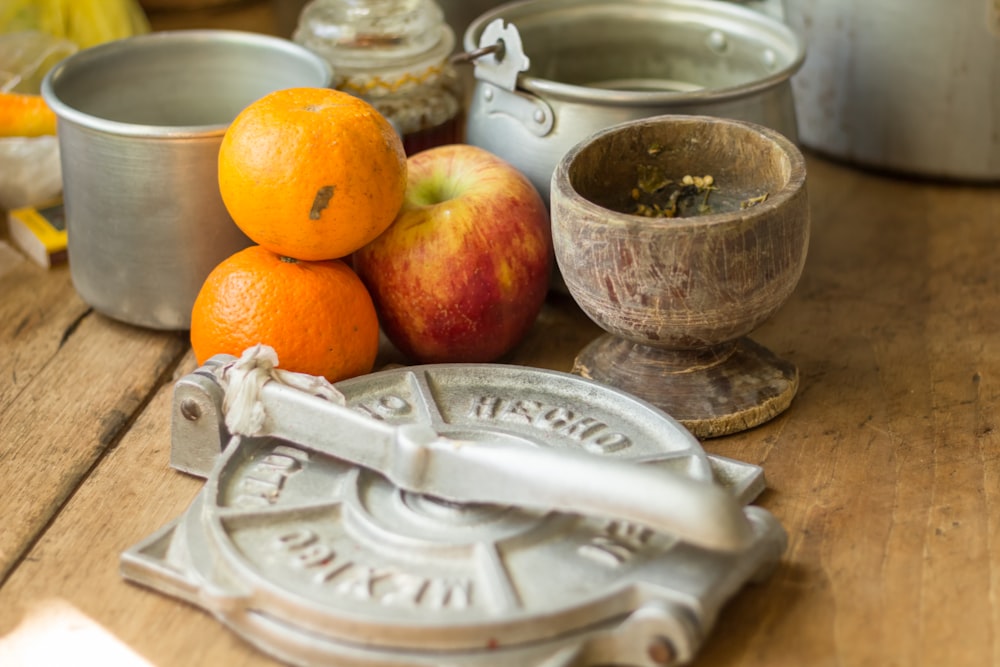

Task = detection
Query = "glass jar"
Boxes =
[293,0,463,154]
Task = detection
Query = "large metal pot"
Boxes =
[42,31,332,330]
[463,0,803,202]
[784,1,1000,180]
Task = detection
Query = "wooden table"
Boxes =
[2,3,999,666]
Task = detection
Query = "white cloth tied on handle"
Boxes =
[211,344,346,437]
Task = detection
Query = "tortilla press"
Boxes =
[121,348,786,666]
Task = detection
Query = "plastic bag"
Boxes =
[0,30,76,94]
[0,31,71,209]
[0,134,61,210]
[0,1,149,210]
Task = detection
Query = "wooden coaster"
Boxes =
[574,335,798,438]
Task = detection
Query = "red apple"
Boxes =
[353,144,552,364]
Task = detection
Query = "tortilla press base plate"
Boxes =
[122,362,786,666]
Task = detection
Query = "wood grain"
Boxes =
[550,115,810,436]
[0,295,599,665]
[0,247,188,582]
[0,352,276,665]
[5,155,1000,667]
[0,260,87,411]
[696,157,1000,666]
[2,3,1000,665]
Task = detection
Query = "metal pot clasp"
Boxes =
[454,18,554,137]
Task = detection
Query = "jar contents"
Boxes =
[293,0,463,154]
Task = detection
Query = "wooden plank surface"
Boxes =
[696,157,1000,666]
[2,154,1000,667]
[3,3,1000,665]
[0,297,601,665]
[0,352,265,665]
[0,246,189,582]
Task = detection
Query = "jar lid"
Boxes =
[294,0,452,71]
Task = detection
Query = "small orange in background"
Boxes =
[218,87,407,261]
[0,92,57,137]
[190,245,380,383]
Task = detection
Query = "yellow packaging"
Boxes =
[7,199,66,268]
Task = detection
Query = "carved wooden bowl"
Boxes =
[551,114,809,438]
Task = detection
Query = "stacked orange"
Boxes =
[190,87,407,382]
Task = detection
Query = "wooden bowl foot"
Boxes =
[573,335,798,438]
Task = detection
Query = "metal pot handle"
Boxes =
[452,1,788,137]
[452,18,554,137]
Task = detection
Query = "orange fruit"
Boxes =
[218,87,407,261]
[0,92,57,137]
[190,245,380,382]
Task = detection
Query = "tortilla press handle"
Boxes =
[243,380,758,553]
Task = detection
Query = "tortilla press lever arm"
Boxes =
[248,379,759,552]
[170,356,758,552]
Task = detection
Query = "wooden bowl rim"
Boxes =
[551,114,807,228]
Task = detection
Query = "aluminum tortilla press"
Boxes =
[121,349,786,666]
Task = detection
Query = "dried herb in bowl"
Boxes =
[623,163,770,219]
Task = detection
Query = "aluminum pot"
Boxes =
[462,0,803,203]
[783,1,1000,180]
[42,30,332,330]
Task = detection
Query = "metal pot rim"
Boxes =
[41,29,333,139]
[464,0,805,106]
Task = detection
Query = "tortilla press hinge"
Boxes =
[125,350,786,667]
[456,18,554,137]
[171,356,231,477]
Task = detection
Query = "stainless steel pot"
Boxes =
[783,0,1000,180]
[42,30,332,330]
[462,0,804,202]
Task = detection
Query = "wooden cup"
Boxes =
[551,115,809,438]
